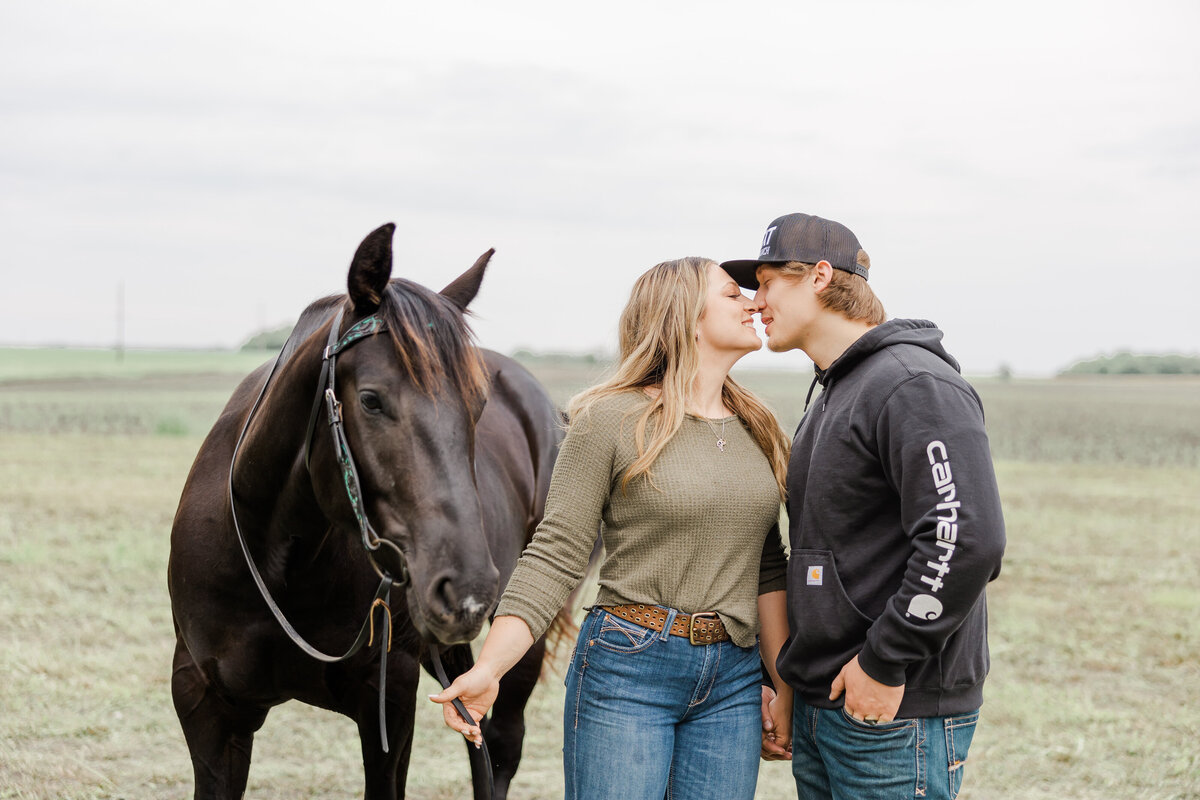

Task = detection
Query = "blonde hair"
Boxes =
[777,251,886,325]
[567,257,790,499]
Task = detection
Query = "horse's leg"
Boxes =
[352,651,419,800]
[485,637,545,800]
[171,638,268,800]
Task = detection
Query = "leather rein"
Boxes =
[227,307,492,795]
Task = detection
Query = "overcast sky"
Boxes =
[2,0,1197,375]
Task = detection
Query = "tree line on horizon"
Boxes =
[238,324,1197,377]
[1059,352,1200,375]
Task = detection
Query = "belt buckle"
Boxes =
[688,612,718,645]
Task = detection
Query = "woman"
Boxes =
[430,257,793,800]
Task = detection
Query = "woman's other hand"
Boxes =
[761,685,793,761]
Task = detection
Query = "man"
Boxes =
[721,213,1006,800]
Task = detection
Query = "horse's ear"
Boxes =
[347,223,396,314]
[440,249,493,311]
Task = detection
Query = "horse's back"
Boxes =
[170,360,273,547]
[473,350,562,581]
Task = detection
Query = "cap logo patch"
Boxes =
[806,565,823,586]
[759,225,778,257]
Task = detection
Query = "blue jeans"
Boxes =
[791,697,979,800]
[562,606,762,800]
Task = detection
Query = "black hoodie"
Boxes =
[777,319,1005,718]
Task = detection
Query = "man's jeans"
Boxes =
[791,696,979,800]
[562,606,762,800]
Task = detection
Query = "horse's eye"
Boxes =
[360,391,383,412]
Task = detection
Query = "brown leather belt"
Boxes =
[601,604,729,645]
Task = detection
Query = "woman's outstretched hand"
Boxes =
[428,615,536,746]
[428,665,500,747]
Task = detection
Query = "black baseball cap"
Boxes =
[721,213,868,290]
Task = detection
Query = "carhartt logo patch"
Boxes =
[807,566,823,586]
[906,594,944,620]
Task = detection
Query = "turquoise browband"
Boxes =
[325,313,388,358]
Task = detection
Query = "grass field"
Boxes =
[1,348,1197,799]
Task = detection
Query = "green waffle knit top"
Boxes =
[494,390,787,648]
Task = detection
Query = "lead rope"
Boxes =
[228,308,404,753]
[231,308,493,788]
[430,644,495,799]
[371,585,393,753]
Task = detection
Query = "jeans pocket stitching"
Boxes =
[595,633,658,654]
[595,613,657,653]
[837,706,917,733]
[944,713,977,800]
[916,717,927,798]
[945,711,979,730]
[572,640,592,731]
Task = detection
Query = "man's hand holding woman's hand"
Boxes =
[760,685,793,761]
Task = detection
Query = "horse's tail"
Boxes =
[541,532,602,679]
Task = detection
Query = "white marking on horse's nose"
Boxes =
[461,596,486,616]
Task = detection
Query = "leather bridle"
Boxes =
[226,306,493,796]
[300,309,409,584]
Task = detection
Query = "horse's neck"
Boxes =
[232,339,327,542]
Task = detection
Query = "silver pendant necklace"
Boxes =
[703,417,727,452]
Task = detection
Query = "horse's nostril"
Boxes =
[428,573,493,624]
[434,576,457,614]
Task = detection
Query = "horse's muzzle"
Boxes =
[414,568,499,645]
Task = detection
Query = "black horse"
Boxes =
[168,224,565,800]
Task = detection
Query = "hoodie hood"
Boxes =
[816,318,960,388]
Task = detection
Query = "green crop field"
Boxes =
[1,348,1197,799]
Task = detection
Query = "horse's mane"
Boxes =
[278,295,344,364]
[277,280,488,403]
[377,278,489,403]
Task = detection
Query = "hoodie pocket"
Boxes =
[934,602,991,690]
[786,550,874,686]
